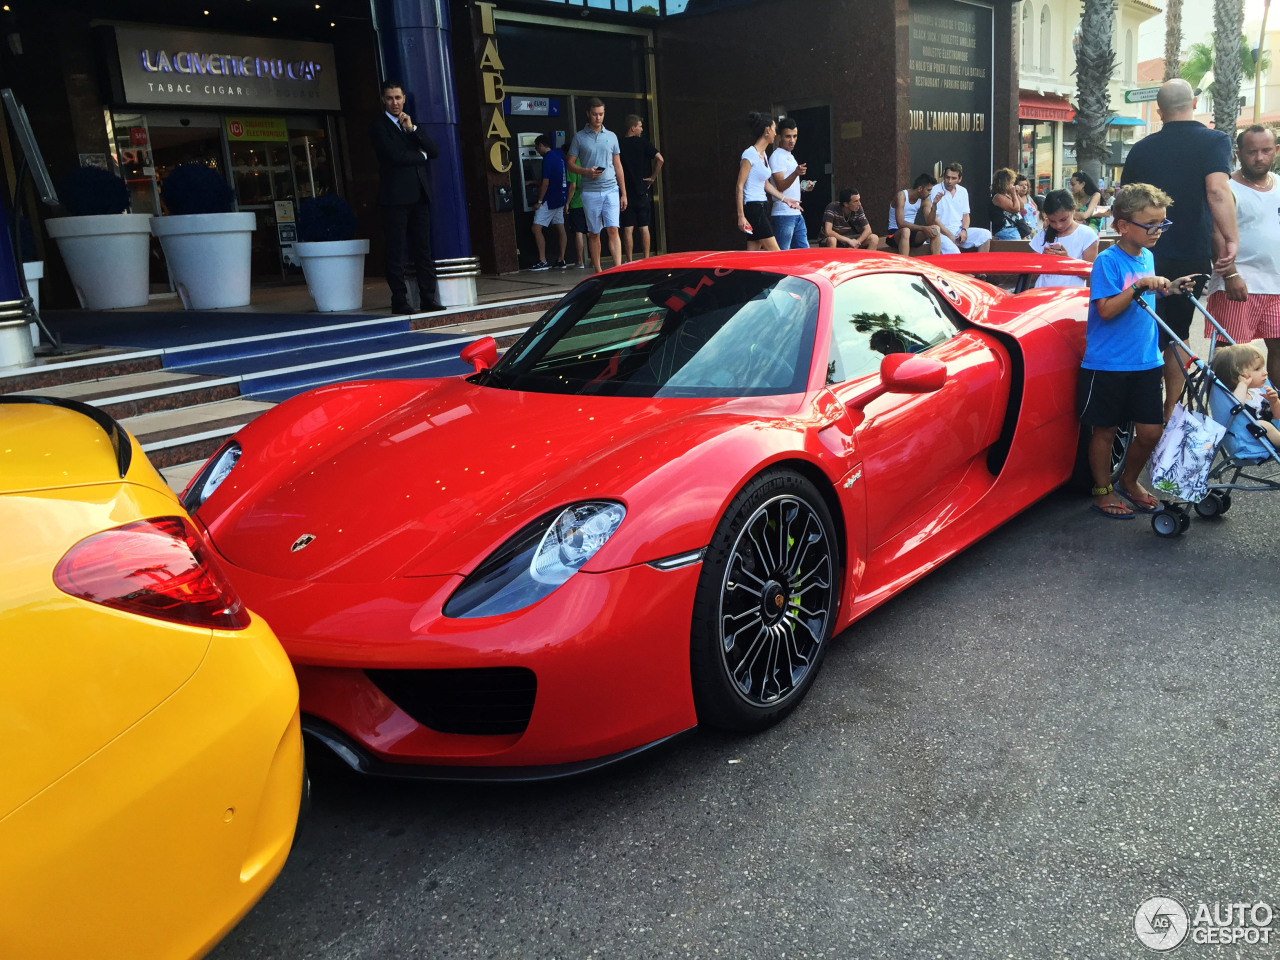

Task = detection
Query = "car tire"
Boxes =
[690,469,839,732]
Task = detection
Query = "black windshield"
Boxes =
[478,268,819,397]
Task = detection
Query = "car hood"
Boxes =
[203,379,781,582]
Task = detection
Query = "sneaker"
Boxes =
[575,261,587,269]
[529,261,550,271]
[552,260,567,269]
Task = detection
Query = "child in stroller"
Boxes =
[1209,343,1280,453]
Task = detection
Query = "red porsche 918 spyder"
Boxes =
[185,251,1091,779]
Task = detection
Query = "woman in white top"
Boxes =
[736,112,801,251]
[1029,189,1099,288]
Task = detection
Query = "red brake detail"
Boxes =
[53,516,251,630]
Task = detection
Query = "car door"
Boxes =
[825,271,1009,549]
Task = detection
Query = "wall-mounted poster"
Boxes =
[908,0,995,227]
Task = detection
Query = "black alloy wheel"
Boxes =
[1109,421,1134,484]
[690,470,839,732]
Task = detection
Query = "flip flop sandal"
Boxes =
[1113,487,1159,514]
[1090,503,1134,520]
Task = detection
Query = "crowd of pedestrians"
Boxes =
[512,81,1275,530]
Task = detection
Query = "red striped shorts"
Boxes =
[1205,290,1280,341]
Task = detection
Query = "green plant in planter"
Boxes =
[57,166,130,216]
[296,194,357,242]
[161,163,235,215]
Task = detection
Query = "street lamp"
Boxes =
[1256,0,1272,124]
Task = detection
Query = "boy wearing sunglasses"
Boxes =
[1079,183,1200,520]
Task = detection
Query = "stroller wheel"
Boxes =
[1219,492,1233,514]
[1178,510,1192,532]
[1193,493,1223,518]
[1152,510,1182,538]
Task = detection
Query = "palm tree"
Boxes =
[1075,0,1116,181]
[1164,0,1183,80]
[1214,0,1245,132]
[1181,35,1269,113]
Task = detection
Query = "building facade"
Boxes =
[1016,0,1159,194]
[4,0,1026,312]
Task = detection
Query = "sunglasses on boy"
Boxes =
[1118,217,1173,235]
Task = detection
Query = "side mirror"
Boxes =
[844,352,947,410]
[880,353,946,393]
[460,336,498,372]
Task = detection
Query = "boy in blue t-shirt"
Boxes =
[530,135,569,270]
[1080,183,1199,519]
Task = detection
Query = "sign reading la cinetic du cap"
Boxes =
[114,25,340,110]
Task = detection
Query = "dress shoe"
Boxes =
[421,299,446,312]
[391,300,413,315]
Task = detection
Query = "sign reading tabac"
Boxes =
[908,0,994,220]
[114,25,340,110]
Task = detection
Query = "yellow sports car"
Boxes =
[0,396,304,960]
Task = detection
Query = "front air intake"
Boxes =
[364,667,537,735]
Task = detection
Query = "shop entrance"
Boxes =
[108,110,341,283]
[780,105,832,246]
[507,93,652,270]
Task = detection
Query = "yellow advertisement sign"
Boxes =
[225,116,288,142]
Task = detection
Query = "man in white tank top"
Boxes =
[1205,125,1280,387]
[886,172,941,256]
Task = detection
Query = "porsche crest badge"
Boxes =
[290,534,317,552]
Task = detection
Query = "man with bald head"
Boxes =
[1122,77,1237,421]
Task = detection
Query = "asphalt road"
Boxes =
[212,485,1280,960]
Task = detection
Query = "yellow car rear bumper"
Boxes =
[0,615,303,960]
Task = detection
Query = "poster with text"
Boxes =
[909,0,995,228]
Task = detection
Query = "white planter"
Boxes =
[293,239,370,312]
[151,212,256,310]
[45,214,152,310]
[23,261,42,347]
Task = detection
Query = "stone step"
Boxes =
[9,368,241,419]
[124,398,277,470]
[0,348,163,394]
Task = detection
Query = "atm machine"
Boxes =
[517,133,541,213]
[512,128,567,268]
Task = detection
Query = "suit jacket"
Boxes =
[370,114,440,206]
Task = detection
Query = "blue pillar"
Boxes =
[375,0,472,260]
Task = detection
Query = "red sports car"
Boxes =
[185,251,1091,779]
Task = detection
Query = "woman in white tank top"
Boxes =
[736,111,801,251]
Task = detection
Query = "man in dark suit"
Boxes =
[371,80,443,313]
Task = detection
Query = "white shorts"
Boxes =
[938,227,993,254]
[582,191,620,233]
[533,203,564,227]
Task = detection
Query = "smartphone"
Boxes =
[593,166,605,173]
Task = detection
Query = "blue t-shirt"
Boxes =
[541,148,567,207]
[1084,244,1162,371]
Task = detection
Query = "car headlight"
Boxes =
[443,501,626,619]
[180,439,241,513]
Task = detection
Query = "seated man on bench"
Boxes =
[929,162,992,254]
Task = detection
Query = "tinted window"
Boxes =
[481,269,819,398]
[826,273,961,384]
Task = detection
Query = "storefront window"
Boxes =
[1061,123,1076,192]
[1018,121,1056,196]
[108,110,339,279]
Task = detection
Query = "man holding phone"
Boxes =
[568,98,627,274]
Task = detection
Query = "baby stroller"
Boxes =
[1122,292,1280,537]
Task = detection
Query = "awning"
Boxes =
[1106,115,1147,126]
[1019,92,1075,123]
